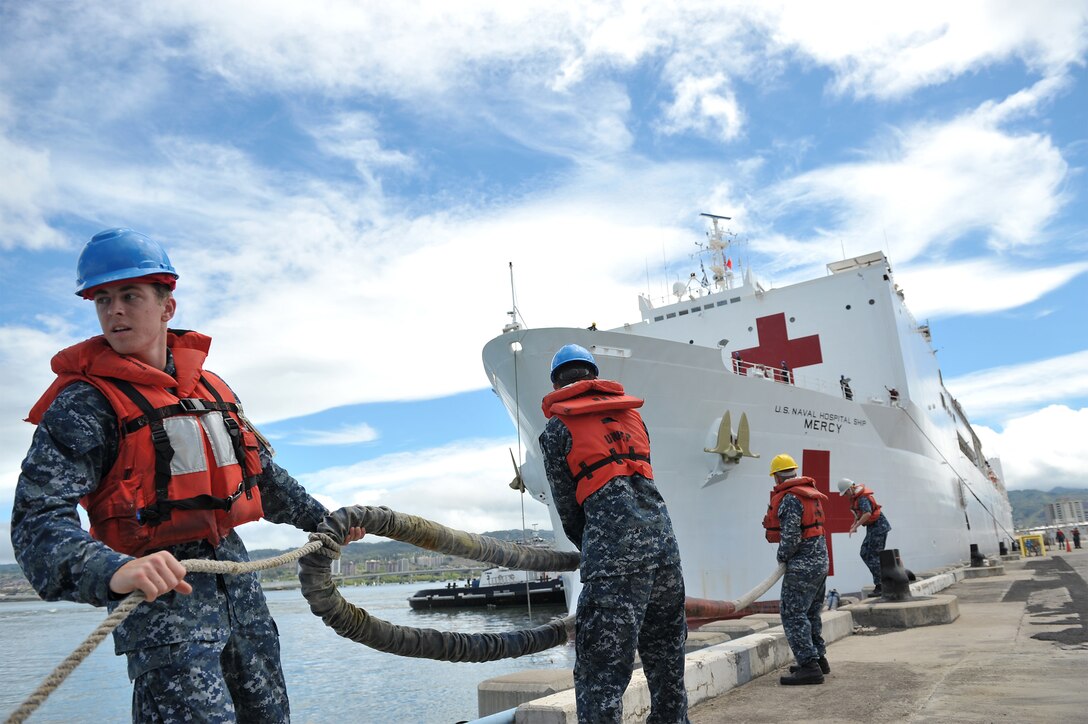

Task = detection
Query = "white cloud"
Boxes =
[944,350,1088,421]
[659,74,744,142]
[975,405,1088,491]
[291,423,381,446]
[0,322,87,476]
[894,259,1088,320]
[234,437,553,552]
[773,1,1088,99]
[0,132,64,251]
[313,438,550,534]
[763,104,1069,266]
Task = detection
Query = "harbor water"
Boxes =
[0,582,574,724]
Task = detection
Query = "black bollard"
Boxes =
[970,543,985,567]
[999,541,1008,556]
[879,549,912,602]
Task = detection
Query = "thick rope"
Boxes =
[300,506,579,662]
[684,562,786,619]
[5,540,324,724]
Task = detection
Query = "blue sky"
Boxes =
[2,2,1087,562]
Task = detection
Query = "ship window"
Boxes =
[717,300,728,306]
[679,309,689,316]
[730,297,741,303]
[666,312,676,319]
[845,304,852,310]
[747,326,753,332]
[654,316,664,322]
[869,299,875,305]
[704,304,715,310]
[789,316,795,323]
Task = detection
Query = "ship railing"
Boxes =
[728,359,902,405]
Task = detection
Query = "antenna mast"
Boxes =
[699,212,735,291]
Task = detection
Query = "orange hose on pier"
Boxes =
[684,562,787,621]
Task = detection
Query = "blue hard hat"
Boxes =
[75,228,178,297]
[550,344,598,383]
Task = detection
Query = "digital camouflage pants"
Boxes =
[574,563,689,723]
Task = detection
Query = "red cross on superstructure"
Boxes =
[802,449,855,576]
[736,313,822,372]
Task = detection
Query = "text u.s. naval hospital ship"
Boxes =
[482,214,1014,610]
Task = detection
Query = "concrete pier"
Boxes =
[474,548,1087,723]
[688,549,1087,723]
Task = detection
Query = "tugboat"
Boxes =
[407,567,565,610]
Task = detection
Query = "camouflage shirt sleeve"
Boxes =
[776,493,803,563]
[11,382,132,606]
[254,451,328,532]
[538,417,585,549]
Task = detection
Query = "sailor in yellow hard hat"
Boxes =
[762,453,830,684]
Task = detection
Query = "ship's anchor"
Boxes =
[704,410,760,462]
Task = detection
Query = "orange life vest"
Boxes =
[541,379,654,504]
[850,485,883,526]
[763,476,827,543]
[27,331,264,556]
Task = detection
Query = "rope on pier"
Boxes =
[684,562,786,619]
[299,505,580,662]
[5,542,325,724]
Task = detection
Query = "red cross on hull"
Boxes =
[801,449,855,577]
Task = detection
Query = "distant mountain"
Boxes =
[1008,487,1087,529]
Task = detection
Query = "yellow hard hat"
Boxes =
[769,453,798,476]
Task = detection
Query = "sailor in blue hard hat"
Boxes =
[538,341,687,721]
[14,227,364,721]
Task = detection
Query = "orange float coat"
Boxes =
[541,379,654,504]
[850,486,883,526]
[763,476,827,543]
[27,331,264,556]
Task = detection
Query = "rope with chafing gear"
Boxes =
[300,507,785,659]
[300,506,581,662]
[8,505,784,722]
[4,544,323,724]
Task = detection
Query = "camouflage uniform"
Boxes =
[856,497,891,586]
[775,494,829,668]
[540,415,688,724]
[12,350,328,723]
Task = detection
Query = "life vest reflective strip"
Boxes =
[109,373,259,527]
[850,486,883,526]
[763,476,827,543]
[542,379,654,505]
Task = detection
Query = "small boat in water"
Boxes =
[407,567,565,610]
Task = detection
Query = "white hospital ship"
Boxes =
[482,214,1014,606]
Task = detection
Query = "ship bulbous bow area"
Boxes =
[299,505,580,662]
